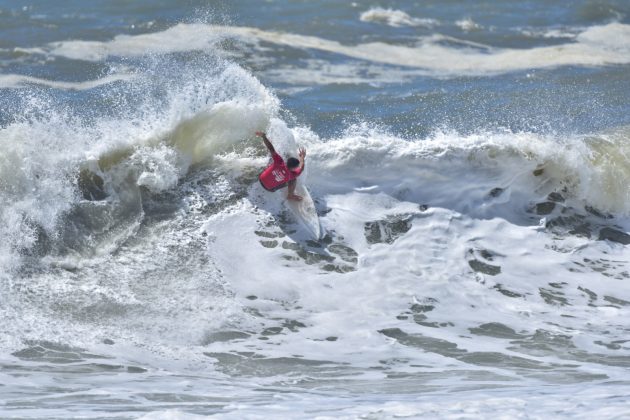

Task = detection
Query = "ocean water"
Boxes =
[1,1,630,418]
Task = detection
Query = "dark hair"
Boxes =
[287,157,300,169]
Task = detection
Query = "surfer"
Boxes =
[256,131,306,201]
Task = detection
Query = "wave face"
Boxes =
[1,0,630,418]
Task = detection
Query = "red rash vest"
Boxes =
[259,152,303,191]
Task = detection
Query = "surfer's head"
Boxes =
[287,157,300,170]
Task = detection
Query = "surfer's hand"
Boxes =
[288,194,303,201]
[298,147,306,159]
[255,131,265,137]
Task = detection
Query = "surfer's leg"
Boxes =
[287,180,303,201]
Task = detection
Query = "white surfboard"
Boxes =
[285,181,321,240]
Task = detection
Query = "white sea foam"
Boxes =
[191,123,630,417]
[521,26,583,39]
[456,17,483,31]
[359,7,437,28]
[263,59,429,87]
[3,125,630,420]
[207,23,630,76]
[576,22,630,49]
[24,22,630,77]
[4,71,628,362]
[39,24,226,61]
[139,384,630,419]
[0,116,82,277]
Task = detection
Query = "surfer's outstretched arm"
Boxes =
[256,131,275,155]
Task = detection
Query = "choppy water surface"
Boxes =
[1,1,630,418]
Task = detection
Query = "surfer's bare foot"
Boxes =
[288,194,303,201]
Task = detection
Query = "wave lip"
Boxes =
[309,124,630,217]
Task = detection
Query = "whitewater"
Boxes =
[1,1,630,419]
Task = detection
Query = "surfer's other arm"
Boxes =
[297,146,306,172]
